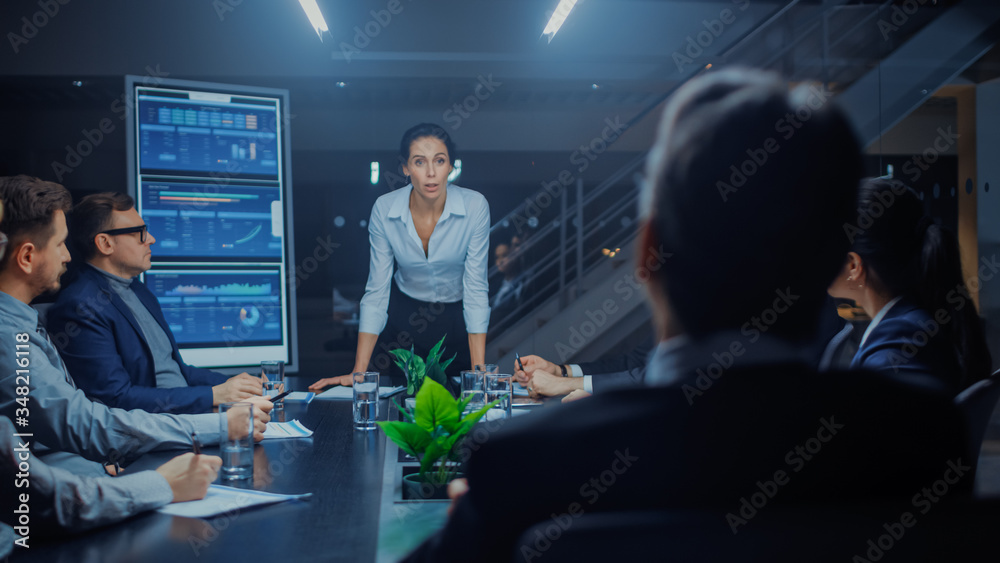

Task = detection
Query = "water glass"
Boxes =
[261,360,285,398]
[460,370,484,413]
[484,374,512,420]
[353,372,379,430]
[219,402,254,480]
[475,363,498,375]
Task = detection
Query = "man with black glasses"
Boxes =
[47,192,265,414]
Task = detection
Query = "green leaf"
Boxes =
[419,434,450,476]
[457,398,501,435]
[414,378,460,434]
[376,421,431,457]
[456,394,473,417]
[390,398,415,423]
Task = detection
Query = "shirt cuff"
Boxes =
[463,306,490,334]
[359,305,388,335]
[189,413,223,445]
[583,376,593,394]
[116,470,176,510]
[569,364,584,378]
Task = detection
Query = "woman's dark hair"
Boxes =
[399,123,457,166]
[851,177,991,388]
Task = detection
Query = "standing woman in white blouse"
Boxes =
[310,124,490,390]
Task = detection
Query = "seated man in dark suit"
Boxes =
[404,69,968,562]
[47,193,263,414]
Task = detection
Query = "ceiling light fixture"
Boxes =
[542,0,579,43]
[298,0,329,40]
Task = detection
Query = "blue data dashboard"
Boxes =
[126,77,296,371]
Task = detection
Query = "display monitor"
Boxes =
[125,76,296,372]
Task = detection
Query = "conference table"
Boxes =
[16,378,468,563]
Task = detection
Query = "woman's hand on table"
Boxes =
[308,374,354,391]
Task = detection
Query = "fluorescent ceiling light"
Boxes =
[298,0,329,40]
[448,159,462,183]
[370,162,380,185]
[542,0,579,43]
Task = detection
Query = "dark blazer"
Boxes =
[47,266,227,414]
[576,336,654,392]
[852,298,961,392]
[404,363,967,562]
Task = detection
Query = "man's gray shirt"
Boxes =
[0,417,173,534]
[0,290,220,466]
[90,265,188,389]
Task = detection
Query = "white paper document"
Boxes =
[262,419,313,439]
[158,484,311,518]
[315,386,398,400]
[282,391,315,403]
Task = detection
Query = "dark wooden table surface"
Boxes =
[17,384,390,563]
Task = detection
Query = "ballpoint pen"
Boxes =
[191,432,202,455]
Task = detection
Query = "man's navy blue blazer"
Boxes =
[47,266,227,414]
[851,298,961,392]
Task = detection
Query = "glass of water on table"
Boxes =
[220,401,254,480]
[261,360,285,418]
[353,372,379,430]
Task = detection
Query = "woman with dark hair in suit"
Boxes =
[828,177,991,392]
[310,124,491,390]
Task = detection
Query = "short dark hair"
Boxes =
[399,123,457,166]
[0,175,72,269]
[69,192,135,260]
[643,69,863,340]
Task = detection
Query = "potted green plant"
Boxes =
[390,335,456,399]
[377,378,498,500]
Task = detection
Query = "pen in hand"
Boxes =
[268,390,292,403]
[515,352,524,372]
[192,432,202,455]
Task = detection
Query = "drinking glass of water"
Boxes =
[484,374,512,421]
[219,401,254,480]
[353,372,379,430]
[261,361,285,398]
[461,370,485,414]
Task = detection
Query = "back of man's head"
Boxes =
[69,192,135,261]
[0,175,72,270]
[643,69,863,341]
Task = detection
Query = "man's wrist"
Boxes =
[560,364,568,377]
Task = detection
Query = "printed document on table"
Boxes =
[158,485,311,518]
[315,386,398,400]
[262,419,313,439]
